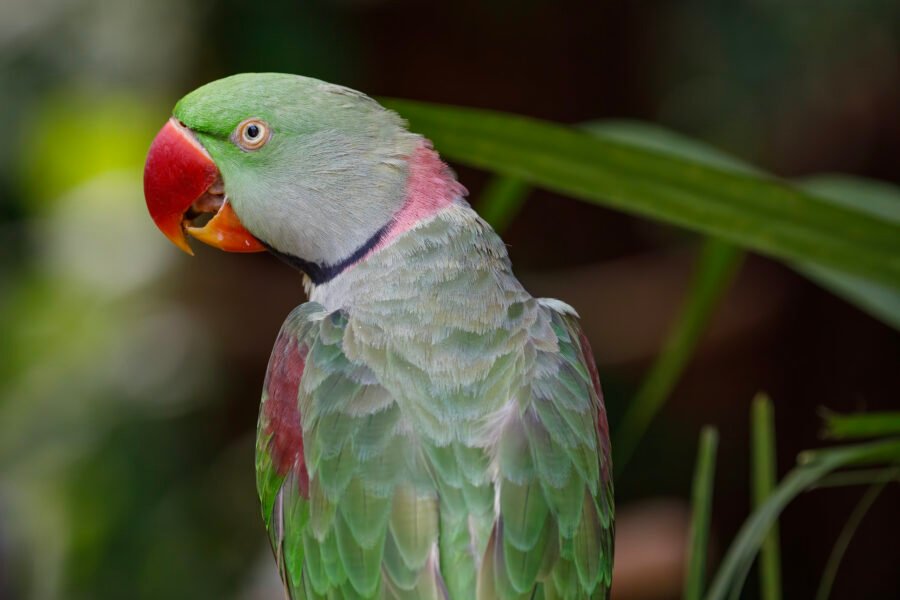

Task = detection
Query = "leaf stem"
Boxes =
[751,394,781,600]
[814,469,898,600]
[614,239,742,473]
[684,427,719,600]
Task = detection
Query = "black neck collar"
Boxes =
[262,222,391,286]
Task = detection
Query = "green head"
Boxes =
[144,73,421,278]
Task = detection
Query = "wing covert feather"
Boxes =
[256,300,613,599]
[485,304,614,600]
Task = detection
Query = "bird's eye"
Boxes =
[235,118,270,151]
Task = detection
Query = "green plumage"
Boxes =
[255,207,613,599]
[150,72,614,600]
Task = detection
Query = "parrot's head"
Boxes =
[143,73,424,277]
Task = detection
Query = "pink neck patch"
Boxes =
[374,141,466,251]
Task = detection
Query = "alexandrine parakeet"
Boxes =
[143,73,613,600]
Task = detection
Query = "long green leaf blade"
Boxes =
[815,469,898,600]
[796,176,900,330]
[384,100,900,288]
[706,438,900,600]
[822,410,900,440]
[614,239,742,471]
[685,427,719,600]
[477,176,530,233]
[813,468,900,488]
[583,120,760,176]
[593,122,900,331]
[751,394,782,600]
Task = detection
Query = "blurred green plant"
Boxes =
[821,410,900,440]
[679,401,900,600]
[751,394,782,600]
[684,426,718,600]
[0,90,264,600]
[722,417,898,599]
[615,239,742,472]
[814,468,898,600]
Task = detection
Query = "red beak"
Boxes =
[143,118,265,254]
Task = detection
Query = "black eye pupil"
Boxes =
[246,124,260,139]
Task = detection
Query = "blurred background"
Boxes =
[0,1,898,598]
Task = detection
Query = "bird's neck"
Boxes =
[373,141,467,255]
[307,200,523,314]
[277,141,466,287]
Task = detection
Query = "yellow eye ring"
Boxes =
[235,118,270,151]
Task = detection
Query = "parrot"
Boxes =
[143,73,613,600]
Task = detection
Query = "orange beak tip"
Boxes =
[185,202,266,253]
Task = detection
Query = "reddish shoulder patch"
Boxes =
[579,329,612,479]
[263,330,309,498]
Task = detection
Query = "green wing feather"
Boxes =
[481,304,614,600]
[258,304,446,599]
[256,296,613,600]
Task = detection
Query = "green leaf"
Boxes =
[588,122,900,332]
[815,469,898,600]
[800,176,900,221]
[821,410,900,440]
[595,124,900,331]
[706,437,900,600]
[813,468,900,489]
[795,176,900,330]
[614,238,742,471]
[478,119,755,234]
[684,427,719,600]
[583,120,760,176]
[751,394,782,600]
[384,100,900,288]
[477,176,530,233]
